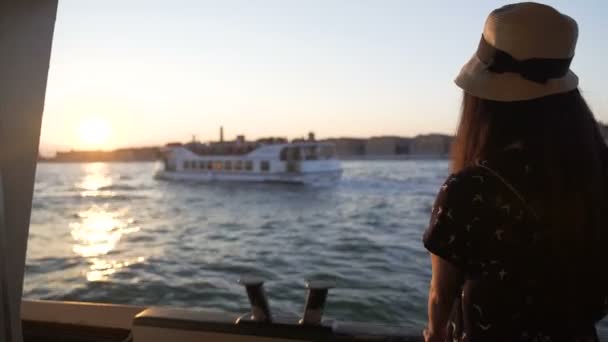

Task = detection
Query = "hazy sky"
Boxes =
[40,0,608,154]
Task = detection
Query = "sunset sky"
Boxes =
[40,0,608,155]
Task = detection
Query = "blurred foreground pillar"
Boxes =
[0,1,58,341]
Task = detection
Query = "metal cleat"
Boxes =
[300,280,334,325]
[237,276,272,323]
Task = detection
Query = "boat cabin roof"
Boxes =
[169,141,336,159]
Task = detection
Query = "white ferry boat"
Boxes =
[156,134,343,185]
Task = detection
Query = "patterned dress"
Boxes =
[423,149,608,341]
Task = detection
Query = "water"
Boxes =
[25,161,607,337]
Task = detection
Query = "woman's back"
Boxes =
[422,4,608,341]
[424,146,608,340]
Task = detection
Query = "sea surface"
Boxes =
[25,161,608,338]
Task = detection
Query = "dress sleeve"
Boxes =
[423,168,494,275]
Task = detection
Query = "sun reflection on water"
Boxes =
[79,162,114,197]
[70,207,139,257]
[71,206,144,281]
[86,256,146,282]
[71,163,144,282]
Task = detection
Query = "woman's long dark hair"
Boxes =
[452,89,607,320]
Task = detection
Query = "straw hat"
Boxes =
[455,2,579,101]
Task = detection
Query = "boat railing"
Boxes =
[21,277,422,341]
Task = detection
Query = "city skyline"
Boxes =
[40,0,608,155]
[40,128,452,157]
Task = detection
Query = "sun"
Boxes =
[78,117,112,149]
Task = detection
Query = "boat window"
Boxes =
[280,148,288,161]
[235,160,243,171]
[244,160,253,171]
[207,161,213,170]
[260,160,270,172]
[163,157,176,171]
[199,161,206,170]
[212,161,223,171]
[321,146,335,159]
[294,147,301,161]
[225,160,232,171]
[183,160,189,169]
[304,146,317,160]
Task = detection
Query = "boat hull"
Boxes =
[155,169,342,186]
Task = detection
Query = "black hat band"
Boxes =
[476,35,572,84]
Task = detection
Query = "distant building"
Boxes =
[53,150,105,162]
[256,137,288,144]
[113,147,160,161]
[323,138,366,158]
[365,136,410,156]
[410,134,452,156]
[51,147,160,162]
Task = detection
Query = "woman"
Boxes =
[423,3,608,342]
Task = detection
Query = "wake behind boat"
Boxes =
[156,130,342,186]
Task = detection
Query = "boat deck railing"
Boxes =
[22,302,421,342]
[22,278,422,342]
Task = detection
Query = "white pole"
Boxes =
[0,1,58,341]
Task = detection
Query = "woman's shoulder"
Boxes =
[433,165,502,222]
[447,165,487,181]
[460,148,535,197]
[425,165,506,272]
[447,147,530,184]
[441,165,495,195]
[437,160,530,221]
